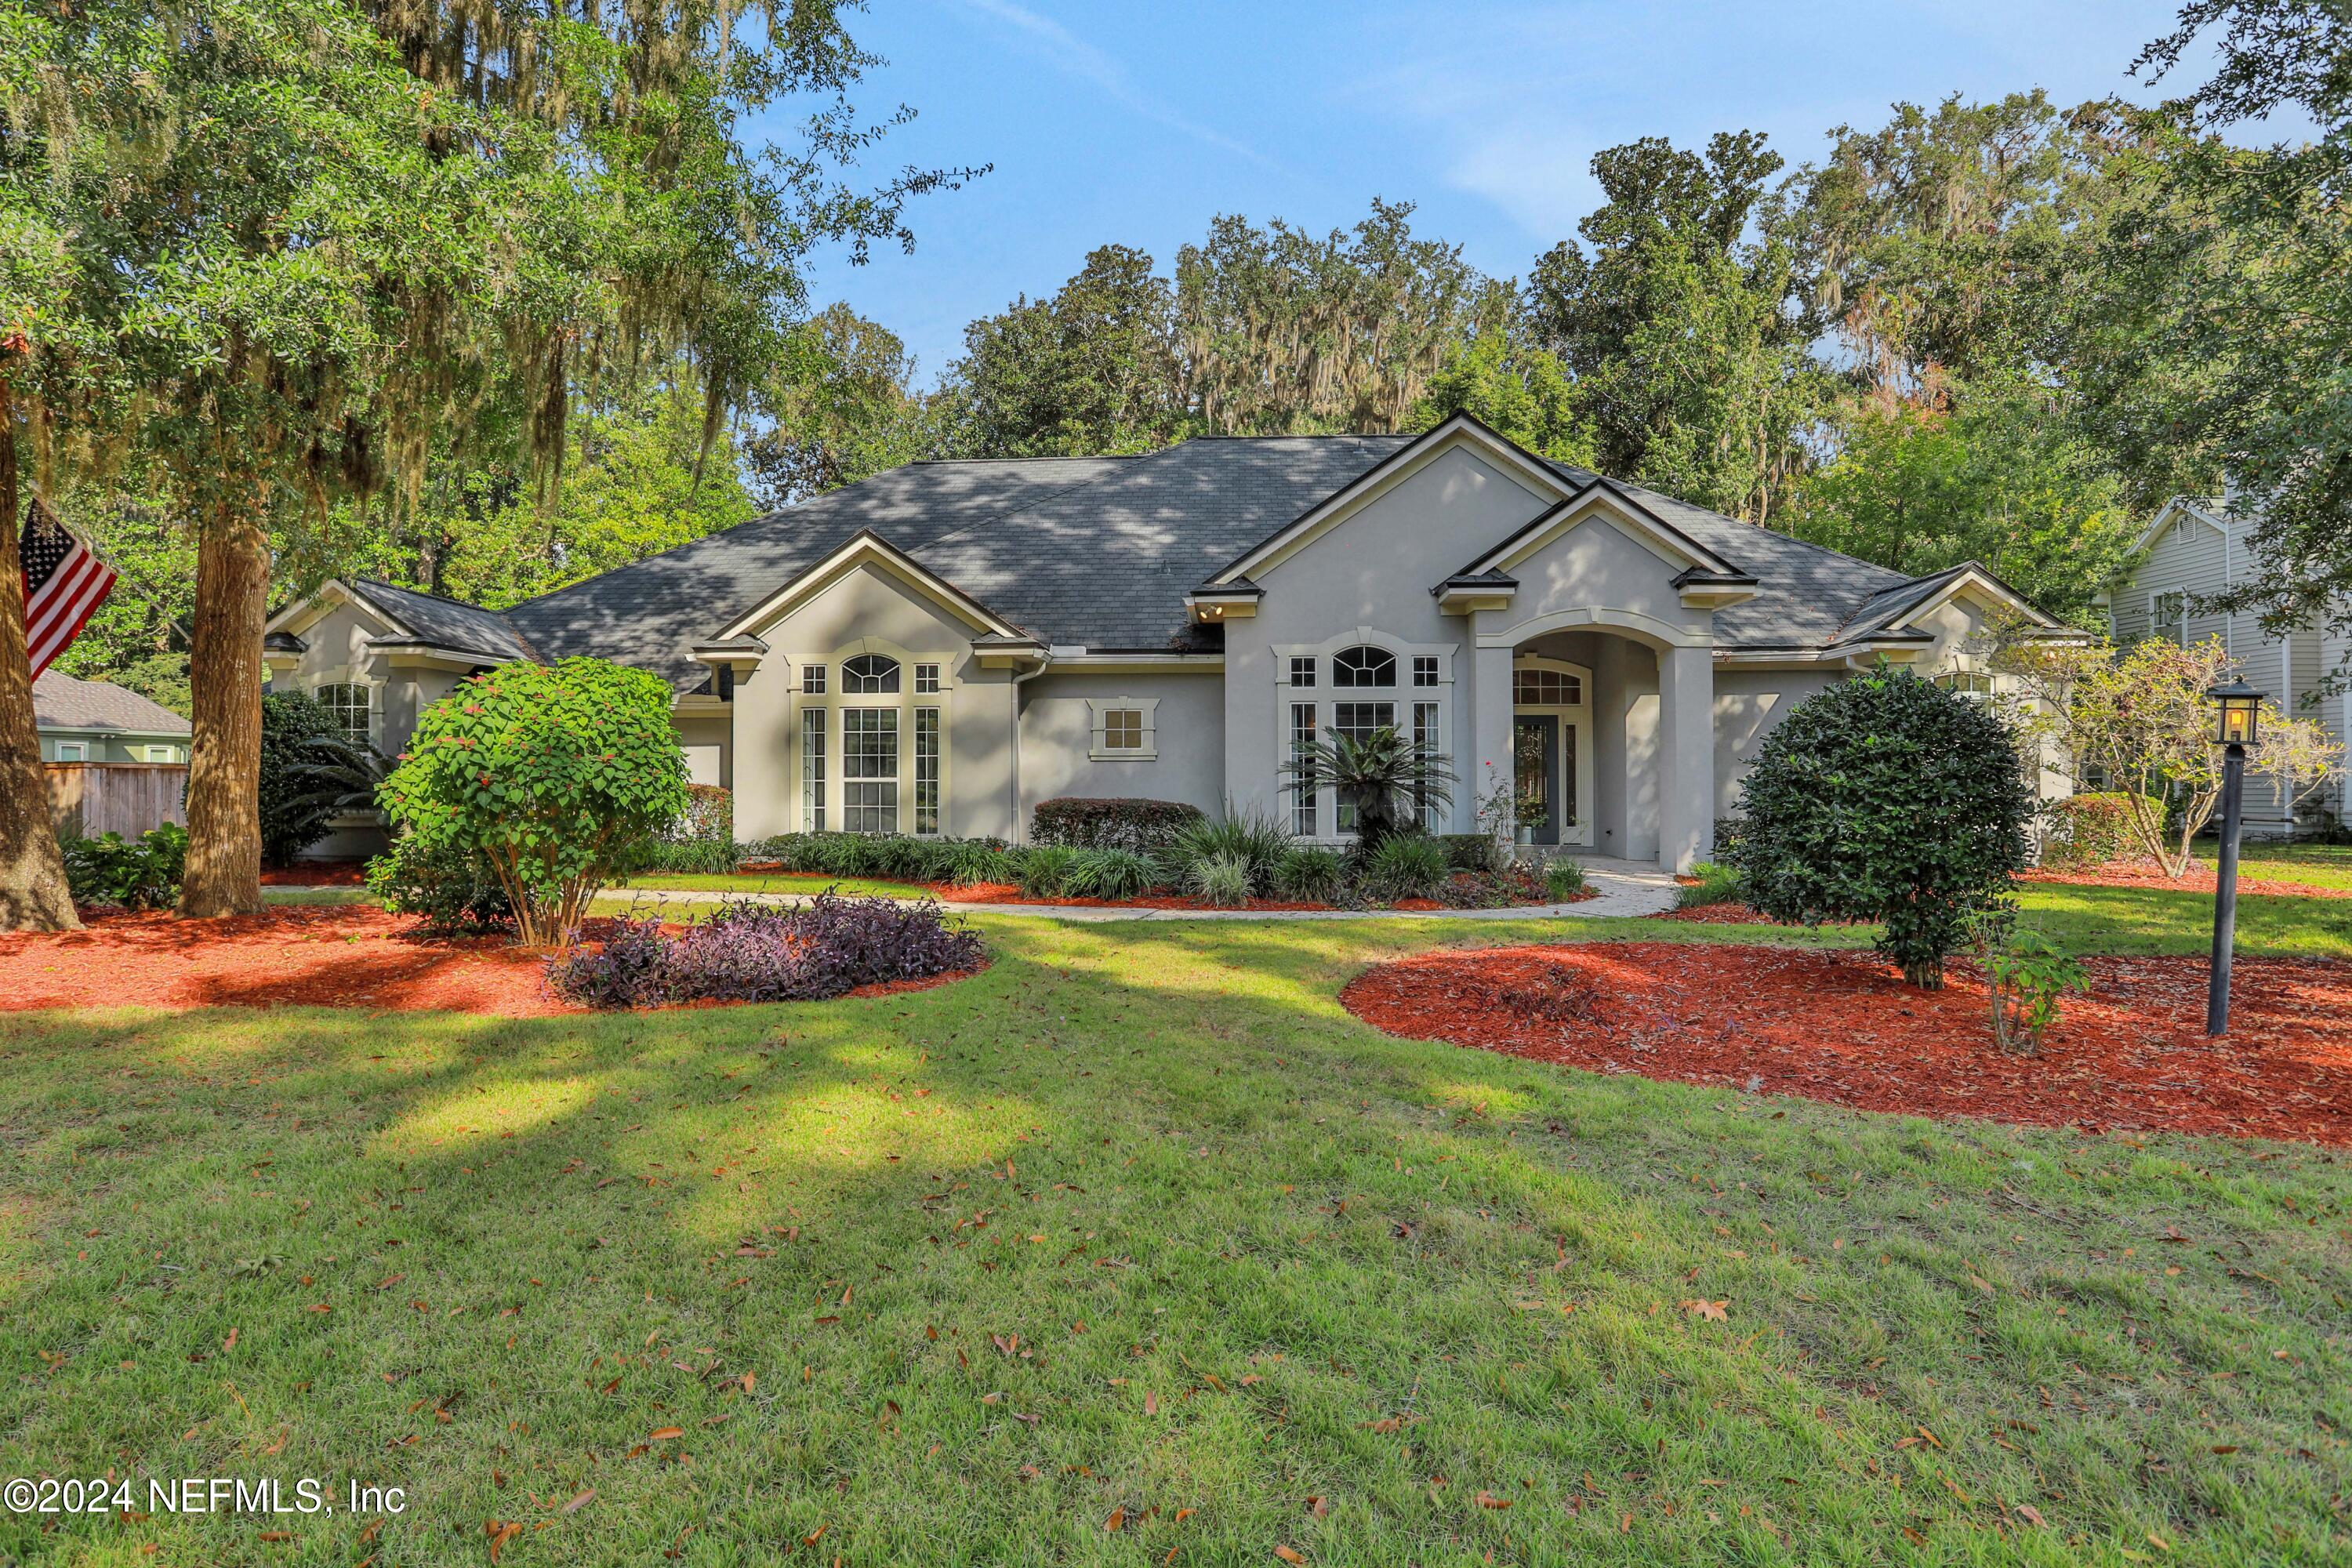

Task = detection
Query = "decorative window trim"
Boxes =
[791,638,956,833]
[1273,629,1457,691]
[1510,655,1589,710]
[314,681,377,747]
[1087,695,1160,760]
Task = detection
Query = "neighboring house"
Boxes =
[260,416,2066,872]
[33,669,191,763]
[2105,495,2350,836]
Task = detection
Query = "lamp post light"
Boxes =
[2205,677,2264,1036]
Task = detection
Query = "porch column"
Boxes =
[1658,642,1715,873]
[1470,638,1514,838]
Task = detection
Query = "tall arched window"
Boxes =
[843,654,901,694]
[1332,645,1396,688]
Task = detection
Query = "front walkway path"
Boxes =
[619,855,1682,923]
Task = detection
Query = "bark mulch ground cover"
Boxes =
[0,907,971,1017]
[2022,860,2352,900]
[1342,940,2352,1145]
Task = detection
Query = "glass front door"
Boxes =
[1512,714,1559,846]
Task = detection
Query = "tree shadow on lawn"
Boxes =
[2,920,2348,1566]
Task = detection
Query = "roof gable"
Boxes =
[718,530,1032,644]
[1207,415,1570,586]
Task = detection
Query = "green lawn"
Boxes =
[2237,842,2352,891]
[3,914,2347,1566]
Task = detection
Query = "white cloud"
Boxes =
[950,0,1277,168]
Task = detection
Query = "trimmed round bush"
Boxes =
[1727,667,2032,987]
[378,658,689,946]
[1032,797,1208,851]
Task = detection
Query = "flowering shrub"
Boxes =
[546,894,985,1009]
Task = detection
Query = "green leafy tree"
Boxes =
[1408,330,1594,463]
[1524,133,1825,522]
[950,245,1187,457]
[748,307,954,505]
[379,659,689,946]
[1728,668,2033,987]
[1787,377,2143,621]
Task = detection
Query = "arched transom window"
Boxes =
[843,653,901,694]
[1332,644,1396,688]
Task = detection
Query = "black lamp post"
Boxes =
[2205,677,2263,1036]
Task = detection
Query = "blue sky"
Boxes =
[772,2,2227,379]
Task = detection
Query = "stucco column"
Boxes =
[1470,635,1514,841]
[1658,642,1715,873]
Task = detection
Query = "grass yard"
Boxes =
[2,914,2348,1566]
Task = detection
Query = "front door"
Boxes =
[1512,714,1559,846]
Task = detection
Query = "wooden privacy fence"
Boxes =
[44,763,188,840]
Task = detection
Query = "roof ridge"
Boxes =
[352,575,509,616]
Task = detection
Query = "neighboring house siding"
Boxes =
[1016,670,1225,830]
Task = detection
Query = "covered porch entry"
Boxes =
[1471,612,1716,872]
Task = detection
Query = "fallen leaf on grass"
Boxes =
[1105,1507,1125,1532]
[1680,1299,1728,1321]
[2015,1504,2047,1526]
[1474,1491,1511,1509]
[647,1426,684,1443]
[561,1488,594,1515]
[1273,1548,1305,1564]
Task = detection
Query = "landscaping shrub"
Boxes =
[546,893,983,1009]
[1015,845,1080,898]
[1062,848,1160,900]
[2039,791,2140,869]
[1437,833,1498,873]
[378,658,689,946]
[1728,667,2032,987]
[62,823,187,910]
[1543,858,1588,901]
[365,834,514,934]
[1676,860,1740,908]
[1283,723,1457,855]
[938,838,1016,887]
[1363,833,1450,900]
[1271,844,1344,902]
[1171,805,1292,895]
[258,691,347,866]
[1966,909,2089,1056]
[1188,851,1252,908]
[1032,797,1207,852]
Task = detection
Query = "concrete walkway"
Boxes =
[615,855,1682,924]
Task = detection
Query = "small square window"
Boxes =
[54,741,87,762]
[801,664,827,695]
[1412,655,1439,688]
[915,662,940,695]
[1289,655,1316,688]
[1103,709,1145,750]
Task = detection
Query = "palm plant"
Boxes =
[1282,724,1457,854]
[281,733,392,848]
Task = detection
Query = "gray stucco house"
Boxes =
[260,415,2060,871]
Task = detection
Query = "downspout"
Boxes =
[1009,654,1052,844]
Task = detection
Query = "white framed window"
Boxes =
[801,664,827,695]
[843,707,899,832]
[914,707,941,835]
[1288,655,1317,688]
[1935,669,1995,702]
[1334,645,1397,688]
[315,682,372,745]
[53,741,87,762]
[1512,667,1584,706]
[1087,696,1159,760]
[143,745,178,763]
[2151,590,2189,645]
[914,662,941,695]
[1412,655,1439,688]
[1332,700,1396,833]
[1290,702,1318,836]
[844,654,900,695]
[1413,699,1443,831]
[800,707,827,831]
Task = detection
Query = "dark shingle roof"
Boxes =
[350,579,539,662]
[34,670,191,735]
[434,437,1968,688]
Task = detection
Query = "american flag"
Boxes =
[20,499,116,678]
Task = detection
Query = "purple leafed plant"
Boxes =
[546,893,985,1009]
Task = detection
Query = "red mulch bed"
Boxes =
[260,862,369,886]
[2023,860,2351,900]
[0,907,977,1017]
[1341,942,2352,1145]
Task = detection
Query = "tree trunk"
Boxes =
[1901,956,1945,989]
[178,497,268,918]
[0,364,82,932]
